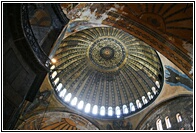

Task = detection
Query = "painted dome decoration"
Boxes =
[49,27,163,119]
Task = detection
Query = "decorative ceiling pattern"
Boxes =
[119,3,192,43]
[49,27,163,119]
[17,112,98,130]
[62,3,193,78]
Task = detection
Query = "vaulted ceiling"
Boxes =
[50,26,164,119]
[15,3,193,130]
[61,3,193,78]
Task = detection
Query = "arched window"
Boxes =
[50,65,55,70]
[152,87,157,95]
[51,71,57,79]
[108,107,113,116]
[136,100,142,109]
[115,106,121,117]
[130,103,135,112]
[59,89,66,98]
[54,77,59,85]
[123,105,129,114]
[142,96,148,104]
[155,81,160,88]
[77,100,84,110]
[176,113,182,122]
[70,97,78,106]
[92,105,98,115]
[165,116,171,129]
[147,92,153,100]
[156,119,163,130]
[100,106,105,116]
[51,58,57,63]
[84,103,91,113]
[56,83,63,92]
[64,93,72,102]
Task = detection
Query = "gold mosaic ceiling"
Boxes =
[49,27,163,119]
[17,112,98,130]
[61,3,193,78]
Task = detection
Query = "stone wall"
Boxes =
[136,95,193,130]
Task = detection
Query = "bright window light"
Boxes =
[92,105,98,115]
[131,105,135,111]
[51,58,57,64]
[155,81,160,88]
[176,113,182,123]
[54,78,59,85]
[56,83,63,92]
[165,116,172,129]
[59,89,66,98]
[136,100,142,109]
[123,105,129,114]
[142,96,148,104]
[152,87,157,95]
[108,107,113,116]
[115,106,121,116]
[156,119,163,130]
[50,65,55,70]
[77,101,84,110]
[51,71,57,79]
[70,97,78,106]
[84,103,91,113]
[130,103,136,112]
[147,92,153,100]
[100,106,105,116]
[64,93,72,102]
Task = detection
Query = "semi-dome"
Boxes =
[49,27,164,119]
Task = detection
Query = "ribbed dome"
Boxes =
[49,27,163,119]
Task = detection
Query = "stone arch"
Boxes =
[136,95,193,130]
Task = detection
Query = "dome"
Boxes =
[49,27,163,119]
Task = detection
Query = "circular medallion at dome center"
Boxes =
[100,47,114,59]
[88,37,127,72]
